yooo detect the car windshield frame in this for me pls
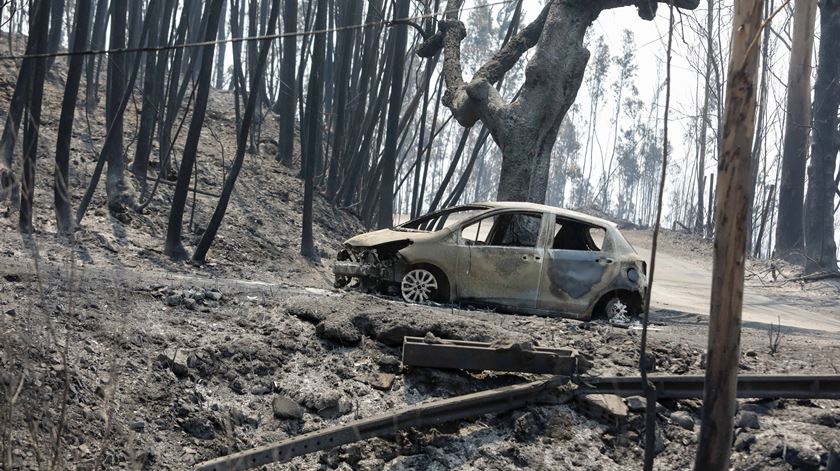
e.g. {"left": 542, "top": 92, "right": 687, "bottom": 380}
{"left": 394, "top": 205, "right": 491, "bottom": 232}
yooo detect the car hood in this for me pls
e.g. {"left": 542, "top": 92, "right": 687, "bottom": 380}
{"left": 344, "top": 228, "right": 444, "bottom": 248}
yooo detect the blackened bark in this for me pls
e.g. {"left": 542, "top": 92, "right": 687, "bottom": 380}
{"left": 804, "top": 0, "right": 840, "bottom": 273}
{"left": 215, "top": 0, "right": 227, "bottom": 89}
{"left": 325, "top": 0, "right": 360, "bottom": 198}
{"left": 85, "top": 0, "right": 108, "bottom": 112}
{"left": 164, "top": 0, "right": 225, "bottom": 260}
{"left": 377, "top": 0, "right": 411, "bottom": 228}
{"left": 19, "top": 0, "right": 51, "bottom": 233}
{"left": 193, "top": 0, "right": 281, "bottom": 263}
{"left": 277, "top": 0, "right": 297, "bottom": 164}
{"left": 46, "top": 0, "right": 65, "bottom": 70}
{"left": 301, "top": 0, "right": 327, "bottom": 257}
{"left": 104, "top": 0, "right": 133, "bottom": 213}
{"left": 0, "top": 0, "right": 51, "bottom": 200}
{"left": 54, "top": 0, "right": 92, "bottom": 234}
{"left": 131, "top": 0, "right": 165, "bottom": 191}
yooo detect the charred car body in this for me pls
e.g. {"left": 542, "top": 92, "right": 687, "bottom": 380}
{"left": 334, "top": 202, "right": 647, "bottom": 321}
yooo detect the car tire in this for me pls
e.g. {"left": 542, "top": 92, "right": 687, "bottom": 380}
{"left": 400, "top": 268, "right": 441, "bottom": 304}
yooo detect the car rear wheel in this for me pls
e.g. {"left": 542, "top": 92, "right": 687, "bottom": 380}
{"left": 401, "top": 268, "right": 439, "bottom": 304}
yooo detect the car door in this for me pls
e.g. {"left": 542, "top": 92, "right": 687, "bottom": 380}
{"left": 455, "top": 211, "right": 548, "bottom": 309}
{"left": 537, "top": 216, "right": 611, "bottom": 317}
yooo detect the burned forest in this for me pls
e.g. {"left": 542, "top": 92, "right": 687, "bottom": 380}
{"left": 1, "top": 0, "right": 840, "bottom": 470}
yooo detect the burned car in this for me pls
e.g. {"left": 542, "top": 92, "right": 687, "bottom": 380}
{"left": 334, "top": 202, "right": 647, "bottom": 321}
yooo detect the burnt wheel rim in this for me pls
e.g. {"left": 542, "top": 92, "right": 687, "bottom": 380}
{"left": 401, "top": 269, "right": 438, "bottom": 304}
{"left": 606, "top": 298, "right": 629, "bottom": 321}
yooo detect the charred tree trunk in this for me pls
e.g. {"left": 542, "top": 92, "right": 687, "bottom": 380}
{"left": 164, "top": 0, "right": 225, "bottom": 260}
{"left": 193, "top": 0, "right": 281, "bottom": 263}
{"left": 54, "top": 0, "right": 92, "bottom": 234}
{"left": 85, "top": 0, "right": 108, "bottom": 113}
{"left": 695, "top": 0, "right": 713, "bottom": 234}
{"left": 804, "top": 0, "right": 840, "bottom": 273}
{"left": 19, "top": 0, "right": 51, "bottom": 233}
{"left": 300, "top": 0, "right": 327, "bottom": 257}
{"left": 104, "top": 0, "right": 133, "bottom": 213}
{"left": 215, "top": 0, "right": 228, "bottom": 89}
{"left": 775, "top": 0, "right": 817, "bottom": 261}
{"left": 0, "top": 0, "right": 51, "bottom": 201}
{"left": 377, "top": 0, "right": 411, "bottom": 228}
{"left": 694, "top": 0, "right": 763, "bottom": 469}
{"left": 277, "top": 0, "right": 297, "bottom": 165}
{"left": 46, "top": 0, "right": 64, "bottom": 70}
{"left": 131, "top": 0, "right": 165, "bottom": 191}
{"left": 325, "top": 0, "right": 361, "bottom": 199}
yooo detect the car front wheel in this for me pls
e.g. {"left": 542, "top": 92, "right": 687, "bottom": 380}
{"left": 400, "top": 268, "right": 439, "bottom": 304}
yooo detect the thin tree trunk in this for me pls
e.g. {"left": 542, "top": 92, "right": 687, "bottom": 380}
{"left": 300, "top": 0, "right": 327, "bottom": 257}
{"left": 104, "top": 0, "right": 133, "bottom": 213}
{"left": 215, "top": 0, "right": 227, "bottom": 89}
{"left": 19, "top": 0, "right": 51, "bottom": 233}
{"left": 277, "top": 0, "right": 297, "bottom": 164}
{"left": 193, "top": 0, "right": 280, "bottom": 262}
{"left": 164, "top": 0, "right": 225, "bottom": 260}
{"left": 753, "top": 184, "right": 775, "bottom": 258}
{"left": 131, "top": 0, "right": 165, "bottom": 191}
{"left": 694, "top": 0, "right": 763, "bottom": 468}
{"left": 54, "top": 0, "right": 91, "bottom": 234}
{"left": 695, "top": 0, "right": 713, "bottom": 234}
{"left": 775, "top": 0, "right": 817, "bottom": 261}
{"left": 85, "top": 0, "right": 108, "bottom": 113}
{"left": 377, "top": 0, "right": 411, "bottom": 229}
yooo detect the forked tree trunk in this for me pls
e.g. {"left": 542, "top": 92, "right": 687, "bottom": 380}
{"left": 54, "top": 0, "right": 92, "bottom": 234}
{"left": 419, "top": 0, "right": 698, "bottom": 204}
{"left": 694, "top": 0, "right": 763, "bottom": 468}
{"left": 193, "top": 0, "right": 281, "bottom": 263}
{"left": 775, "top": 0, "right": 817, "bottom": 261}
{"left": 164, "top": 0, "right": 225, "bottom": 260}
{"left": 804, "top": 0, "right": 840, "bottom": 273}
{"left": 0, "top": 0, "right": 50, "bottom": 201}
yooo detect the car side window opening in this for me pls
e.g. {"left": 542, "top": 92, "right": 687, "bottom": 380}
{"left": 462, "top": 212, "right": 542, "bottom": 248}
{"left": 552, "top": 217, "right": 606, "bottom": 251}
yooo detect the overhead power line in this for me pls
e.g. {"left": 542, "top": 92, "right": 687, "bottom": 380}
{"left": 0, "top": 0, "right": 514, "bottom": 61}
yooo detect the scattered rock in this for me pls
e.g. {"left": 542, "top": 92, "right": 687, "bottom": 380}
{"left": 365, "top": 373, "right": 395, "bottom": 391}
{"left": 130, "top": 421, "right": 146, "bottom": 433}
{"left": 626, "top": 395, "right": 647, "bottom": 412}
{"left": 577, "top": 394, "right": 628, "bottom": 422}
{"left": 736, "top": 411, "right": 760, "bottom": 430}
{"left": 669, "top": 411, "right": 695, "bottom": 431}
{"left": 734, "top": 432, "right": 756, "bottom": 452}
{"left": 165, "top": 295, "right": 181, "bottom": 307}
{"left": 180, "top": 417, "right": 216, "bottom": 440}
{"left": 272, "top": 396, "right": 304, "bottom": 420}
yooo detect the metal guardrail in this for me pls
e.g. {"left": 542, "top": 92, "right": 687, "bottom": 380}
{"left": 195, "top": 376, "right": 565, "bottom": 471}
{"left": 402, "top": 336, "right": 581, "bottom": 375}
{"left": 577, "top": 374, "right": 840, "bottom": 399}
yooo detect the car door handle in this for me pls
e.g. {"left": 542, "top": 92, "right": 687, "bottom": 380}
{"left": 597, "top": 258, "right": 614, "bottom": 265}
{"left": 521, "top": 254, "right": 541, "bottom": 262}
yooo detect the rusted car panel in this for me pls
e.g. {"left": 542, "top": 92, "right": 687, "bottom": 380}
{"left": 334, "top": 202, "right": 647, "bottom": 320}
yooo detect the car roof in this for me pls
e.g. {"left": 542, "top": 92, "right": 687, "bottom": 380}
{"left": 474, "top": 201, "right": 617, "bottom": 229}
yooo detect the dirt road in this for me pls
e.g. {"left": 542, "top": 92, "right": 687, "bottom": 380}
{"left": 624, "top": 230, "right": 840, "bottom": 333}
